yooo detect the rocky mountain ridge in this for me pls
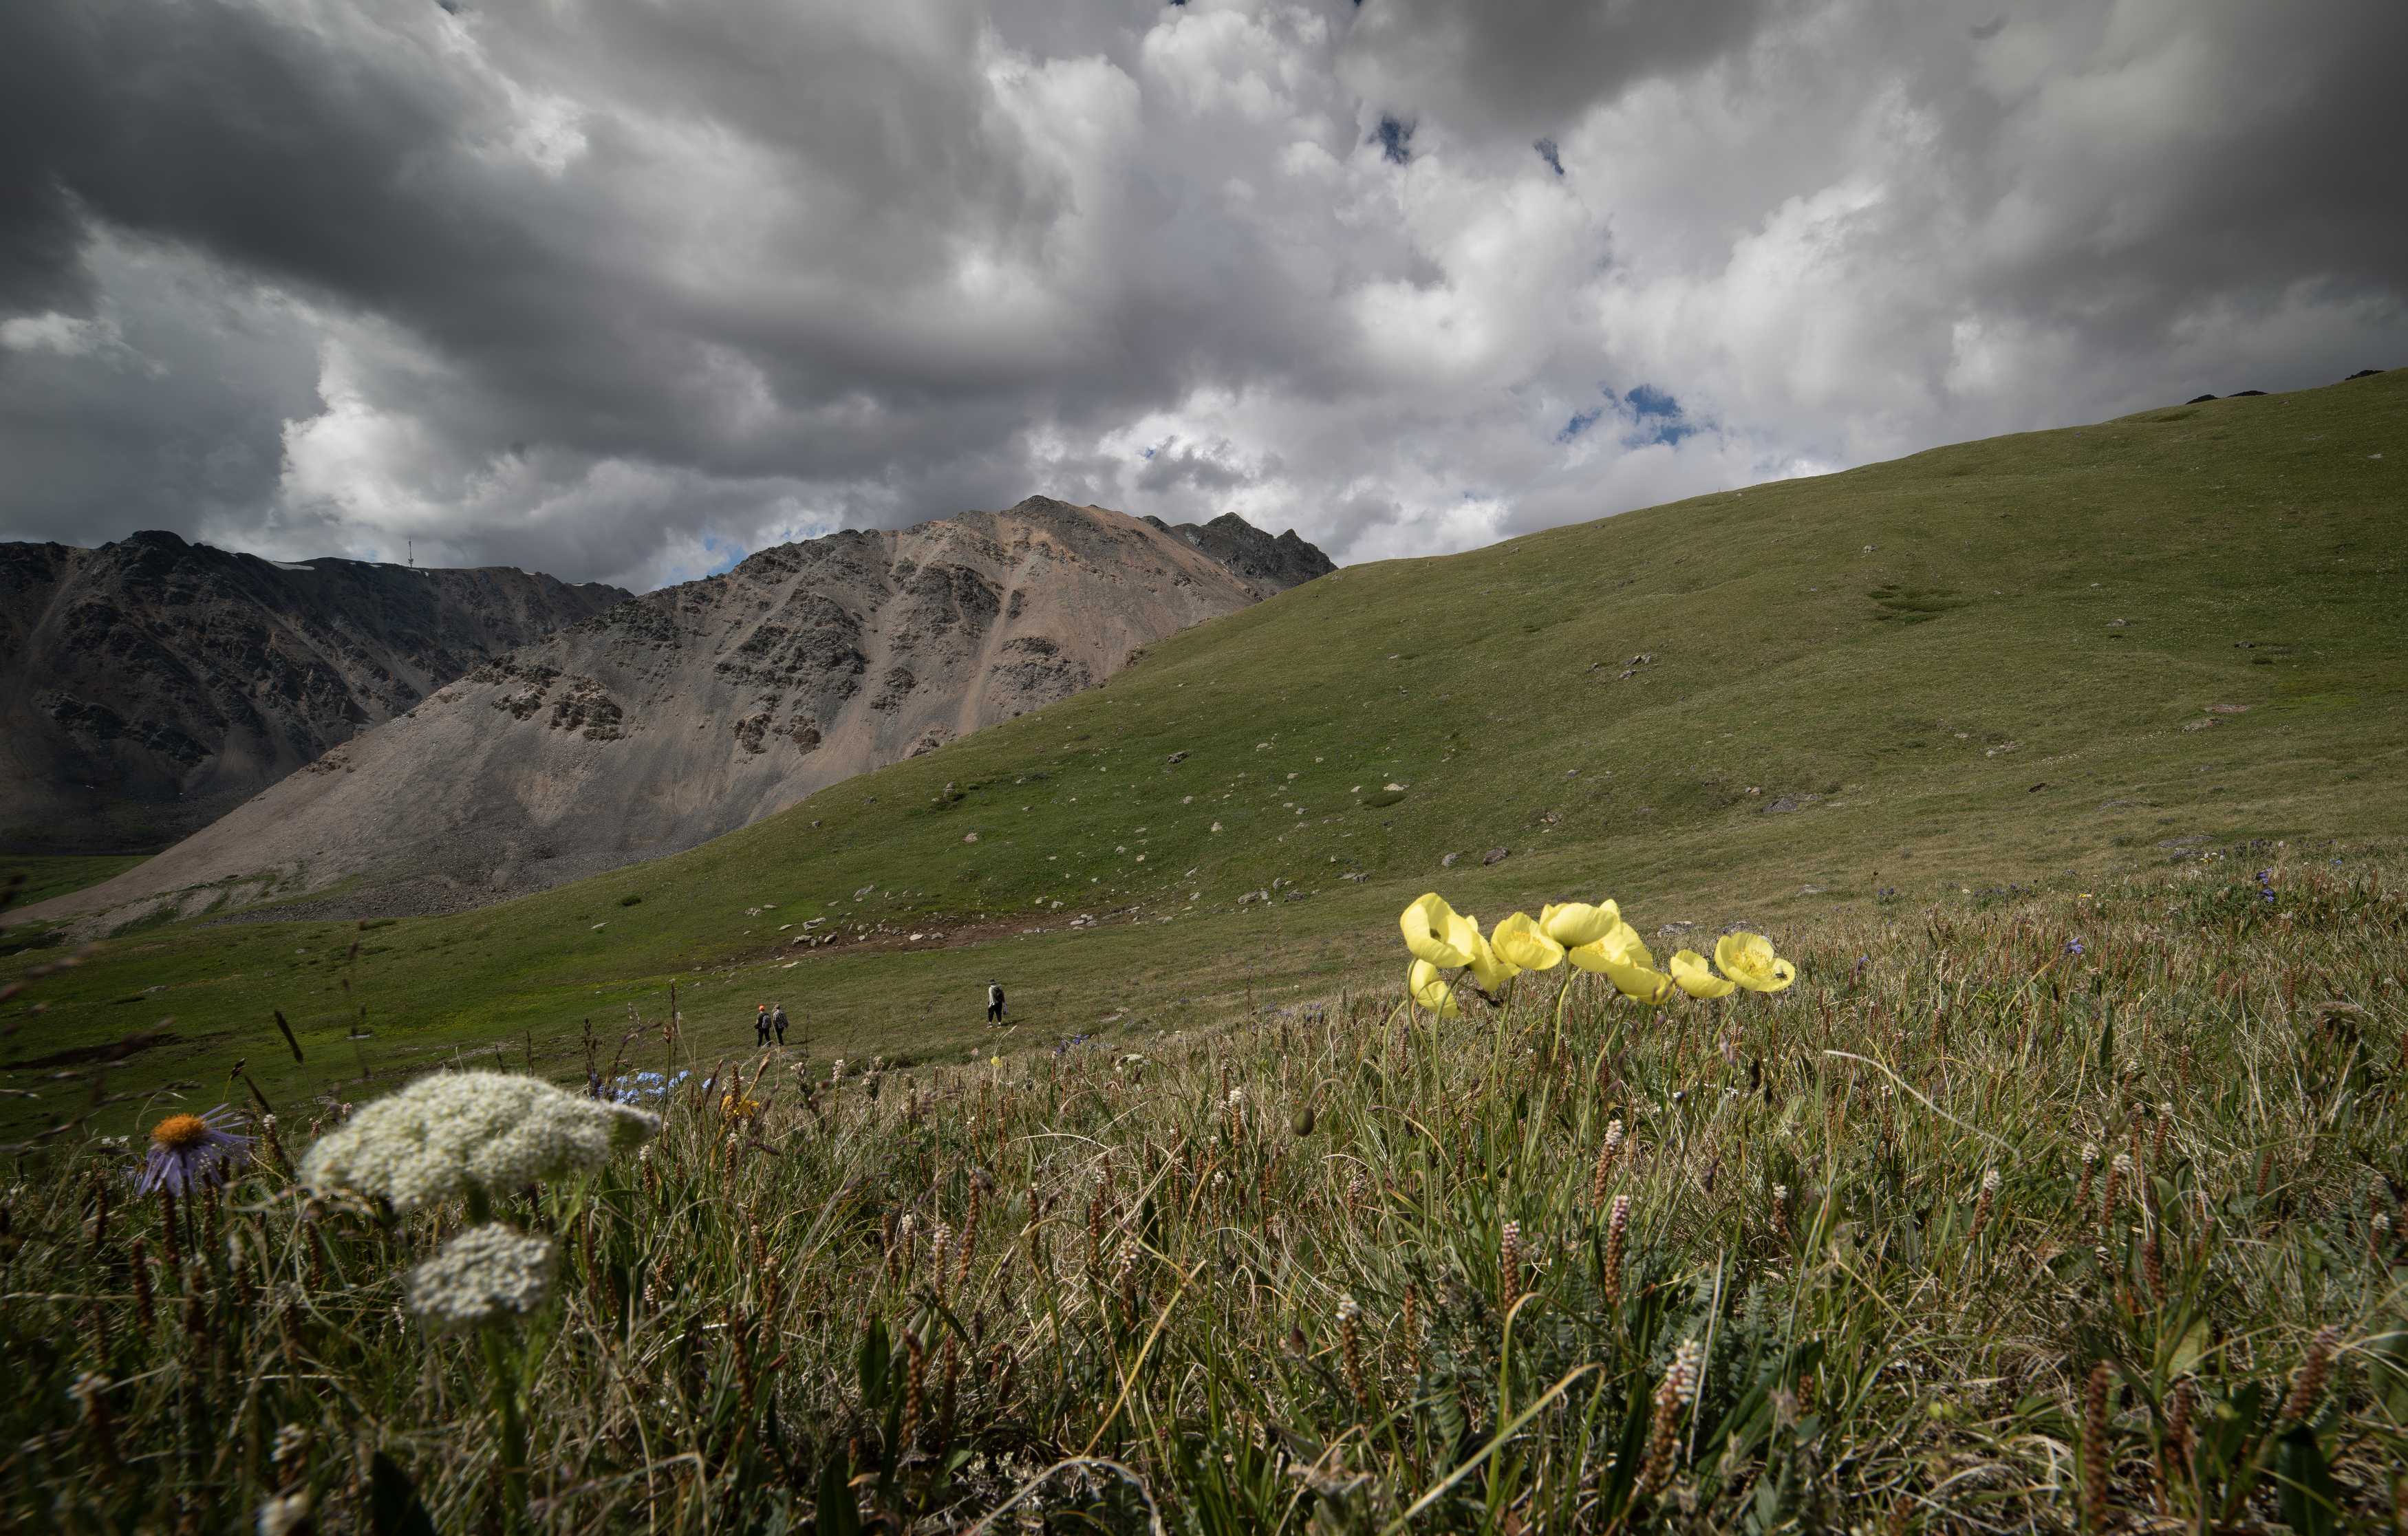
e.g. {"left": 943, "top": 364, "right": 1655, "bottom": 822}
{"left": 18, "top": 497, "right": 1326, "bottom": 927}
{"left": 1142, "top": 512, "right": 1337, "bottom": 594}
{"left": 0, "top": 532, "right": 628, "bottom": 853}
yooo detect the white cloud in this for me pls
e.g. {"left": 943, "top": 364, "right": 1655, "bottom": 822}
{"left": 1, "top": 310, "right": 132, "bottom": 359}
{"left": 1, "top": 0, "right": 2400, "bottom": 587}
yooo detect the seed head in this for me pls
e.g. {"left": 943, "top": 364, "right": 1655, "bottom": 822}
{"left": 2279, "top": 1323, "right": 2343, "bottom": 1422}
{"left": 1670, "top": 1338, "right": 1705, "bottom": 1407}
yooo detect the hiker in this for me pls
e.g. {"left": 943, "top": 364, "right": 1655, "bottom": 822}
{"left": 986, "top": 978, "right": 1006, "bottom": 1024}
{"left": 754, "top": 1004, "right": 771, "bottom": 1047}
{"left": 770, "top": 1002, "right": 789, "bottom": 1045}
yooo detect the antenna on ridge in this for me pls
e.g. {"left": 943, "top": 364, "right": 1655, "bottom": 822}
{"left": 408, "top": 539, "right": 414, "bottom": 568}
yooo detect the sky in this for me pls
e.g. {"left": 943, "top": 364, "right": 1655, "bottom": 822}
{"left": 3, "top": 0, "right": 2401, "bottom": 592}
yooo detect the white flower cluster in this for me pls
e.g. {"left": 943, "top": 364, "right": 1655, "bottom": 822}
{"left": 300, "top": 1071, "right": 658, "bottom": 1209}
{"left": 406, "top": 1222, "right": 558, "bottom": 1331}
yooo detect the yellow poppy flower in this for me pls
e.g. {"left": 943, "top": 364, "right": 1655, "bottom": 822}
{"left": 1540, "top": 901, "right": 1617, "bottom": 948}
{"left": 1462, "top": 924, "right": 1521, "bottom": 991}
{"left": 1669, "top": 950, "right": 1737, "bottom": 999}
{"left": 1401, "top": 893, "right": 1472, "bottom": 968}
{"left": 1490, "top": 911, "right": 1565, "bottom": 971}
{"left": 1407, "top": 958, "right": 1461, "bottom": 1017}
{"left": 1714, "top": 932, "right": 1796, "bottom": 993}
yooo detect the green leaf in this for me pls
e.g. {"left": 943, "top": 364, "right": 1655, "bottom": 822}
{"left": 2368, "top": 1324, "right": 2408, "bottom": 1427}
{"left": 2167, "top": 1314, "right": 2212, "bottom": 1379}
{"left": 2096, "top": 1012, "right": 2115, "bottom": 1074}
{"left": 2274, "top": 1427, "right": 2339, "bottom": 1536}
{"left": 369, "top": 1451, "right": 438, "bottom": 1536}
{"left": 858, "top": 1317, "right": 890, "bottom": 1409}
{"left": 817, "top": 1452, "right": 863, "bottom": 1536}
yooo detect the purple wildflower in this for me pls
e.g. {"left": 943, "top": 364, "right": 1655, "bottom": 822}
{"left": 132, "top": 1105, "right": 252, "bottom": 1196}
{"left": 2065, "top": 938, "right": 2085, "bottom": 956}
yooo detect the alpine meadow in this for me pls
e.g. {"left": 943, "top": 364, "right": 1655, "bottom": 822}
{"left": 6, "top": 372, "right": 2407, "bottom": 1533}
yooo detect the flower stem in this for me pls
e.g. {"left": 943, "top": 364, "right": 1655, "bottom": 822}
{"left": 481, "top": 1327, "right": 530, "bottom": 1533}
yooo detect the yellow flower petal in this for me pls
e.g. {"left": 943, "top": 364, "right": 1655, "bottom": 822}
{"left": 1407, "top": 958, "right": 1461, "bottom": 1017}
{"left": 1670, "top": 949, "right": 1737, "bottom": 999}
{"left": 1597, "top": 955, "right": 1676, "bottom": 1004}
{"left": 1714, "top": 932, "right": 1797, "bottom": 993}
{"left": 1563, "top": 938, "right": 1615, "bottom": 973}
{"left": 1539, "top": 901, "right": 1616, "bottom": 948}
{"left": 1490, "top": 911, "right": 1565, "bottom": 971}
{"left": 1463, "top": 927, "right": 1521, "bottom": 991}
{"left": 1603, "top": 922, "right": 1655, "bottom": 968}
{"left": 1400, "top": 893, "right": 1472, "bottom": 968}
{"left": 1444, "top": 910, "right": 1486, "bottom": 962}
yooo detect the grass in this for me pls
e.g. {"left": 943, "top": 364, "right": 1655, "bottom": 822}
{"left": 6, "top": 850, "right": 2405, "bottom": 1531}
{"left": 0, "top": 856, "right": 155, "bottom": 913}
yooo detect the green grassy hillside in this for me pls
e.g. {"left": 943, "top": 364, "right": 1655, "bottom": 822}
{"left": 0, "top": 854, "right": 155, "bottom": 911}
{"left": 5, "top": 371, "right": 2403, "bottom": 1142}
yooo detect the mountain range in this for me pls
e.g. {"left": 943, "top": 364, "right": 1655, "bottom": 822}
{"left": 12, "top": 498, "right": 1331, "bottom": 924}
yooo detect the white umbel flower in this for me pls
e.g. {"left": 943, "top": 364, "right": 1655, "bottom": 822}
{"left": 300, "top": 1071, "right": 658, "bottom": 1209}
{"left": 407, "top": 1223, "right": 557, "bottom": 1330}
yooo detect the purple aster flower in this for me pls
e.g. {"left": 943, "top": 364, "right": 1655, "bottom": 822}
{"left": 2065, "top": 938, "right": 2085, "bottom": 956}
{"left": 132, "top": 1105, "right": 252, "bottom": 1196}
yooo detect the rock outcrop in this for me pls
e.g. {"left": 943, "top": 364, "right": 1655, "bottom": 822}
{"left": 1143, "top": 512, "right": 1337, "bottom": 594}
{"left": 0, "top": 532, "right": 628, "bottom": 852}
{"left": 19, "top": 499, "right": 1322, "bottom": 927}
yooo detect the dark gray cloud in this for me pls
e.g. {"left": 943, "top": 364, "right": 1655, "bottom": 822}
{"left": 1338, "top": 0, "right": 1771, "bottom": 140}
{"left": 1, "top": 0, "right": 2401, "bottom": 589}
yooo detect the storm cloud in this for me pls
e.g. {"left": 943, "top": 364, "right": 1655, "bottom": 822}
{"left": 3, "top": 0, "right": 2400, "bottom": 589}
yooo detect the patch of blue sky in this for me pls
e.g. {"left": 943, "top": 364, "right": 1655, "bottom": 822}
{"left": 1626, "top": 384, "right": 1679, "bottom": 418}
{"left": 1557, "top": 404, "right": 1604, "bottom": 443}
{"left": 698, "top": 533, "right": 745, "bottom": 576}
{"left": 1374, "top": 116, "right": 1413, "bottom": 165}
{"left": 1622, "top": 384, "right": 1699, "bottom": 447}
{"left": 654, "top": 532, "right": 752, "bottom": 587}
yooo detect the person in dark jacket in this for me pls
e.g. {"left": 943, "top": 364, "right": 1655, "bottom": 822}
{"left": 986, "top": 980, "right": 1005, "bottom": 1024}
{"left": 754, "top": 1004, "right": 771, "bottom": 1047}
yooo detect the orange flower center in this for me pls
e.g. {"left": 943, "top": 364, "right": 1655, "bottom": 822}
{"left": 151, "top": 1113, "right": 211, "bottom": 1149}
